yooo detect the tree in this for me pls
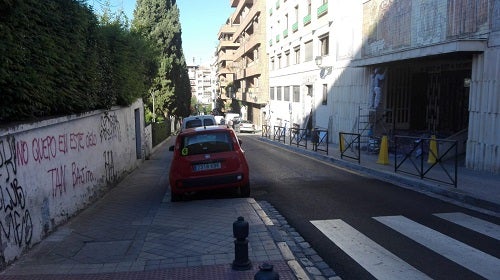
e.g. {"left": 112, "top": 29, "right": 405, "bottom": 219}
{"left": 132, "top": 0, "right": 191, "bottom": 120}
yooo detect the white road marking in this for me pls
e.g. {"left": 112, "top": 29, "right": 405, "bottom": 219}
{"left": 434, "top": 212, "right": 500, "bottom": 241}
{"left": 311, "top": 219, "right": 431, "bottom": 280}
{"left": 374, "top": 215, "right": 500, "bottom": 280}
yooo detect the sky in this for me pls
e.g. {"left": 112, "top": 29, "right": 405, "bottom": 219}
{"left": 89, "top": 0, "right": 234, "bottom": 66}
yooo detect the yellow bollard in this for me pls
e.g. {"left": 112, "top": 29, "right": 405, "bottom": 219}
{"left": 377, "top": 135, "right": 389, "bottom": 165}
{"left": 428, "top": 135, "right": 438, "bottom": 164}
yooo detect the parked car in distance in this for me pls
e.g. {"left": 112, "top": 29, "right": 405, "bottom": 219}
{"left": 181, "top": 115, "right": 216, "bottom": 131}
{"left": 168, "top": 126, "right": 250, "bottom": 201}
{"left": 235, "top": 120, "right": 256, "bottom": 133}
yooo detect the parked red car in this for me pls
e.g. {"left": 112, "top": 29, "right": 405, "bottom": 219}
{"left": 168, "top": 126, "right": 250, "bottom": 201}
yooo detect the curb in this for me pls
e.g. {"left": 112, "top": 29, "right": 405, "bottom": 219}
{"left": 253, "top": 200, "right": 342, "bottom": 280}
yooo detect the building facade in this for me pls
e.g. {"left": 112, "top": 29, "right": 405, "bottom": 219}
{"left": 216, "top": 0, "right": 269, "bottom": 126}
{"left": 266, "top": 0, "right": 500, "bottom": 174}
{"left": 187, "top": 64, "right": 217, "bottom": 114}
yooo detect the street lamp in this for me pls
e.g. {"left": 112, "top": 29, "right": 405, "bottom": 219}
{"left": 315, "top": 56, "right": 332, "bottom": 76}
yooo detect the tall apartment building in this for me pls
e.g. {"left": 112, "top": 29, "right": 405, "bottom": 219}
{"left": 187, "top": 64, "right": 216, "bottom": 114}
{"left": 267, "top": 0, "right": 500, "bottom": 174}
{"left": 267, "top": 0, "right": 337, "bottom": 132}
{"left": 216, "top": 0, "right": 268, "bottom": 126}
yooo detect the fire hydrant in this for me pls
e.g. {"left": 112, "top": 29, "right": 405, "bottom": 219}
{"left": 232, "top": 216, "right": 252, "bottom": 270}
{"left": 254, "top": 262, "right": 279, "bottom": 280}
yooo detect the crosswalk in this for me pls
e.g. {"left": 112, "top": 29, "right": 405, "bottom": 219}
{"left": 311, "top": 212, "right": 500, "bottom": 280}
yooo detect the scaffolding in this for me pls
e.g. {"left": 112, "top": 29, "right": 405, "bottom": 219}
{"left": 357, "top": 107, "right": 393, "bottom": 153}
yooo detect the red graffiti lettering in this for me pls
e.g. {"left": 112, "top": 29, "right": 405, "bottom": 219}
{"left": 47, "top": 165, "right": 66, "bottom": 197}
{"left": 15, "top": 140, "right": 29, "bottom": 166}
{"left": 70, "top": 133, "right": 85, "bottom": 152}
{"left": 71, "top": 162, "right": 94, "bottom": 187}
{"left": 58, "top": 134, "right": 68, "bottom": 155}
{"left": 31, "top": 136, "right": 57, "bottom": 163}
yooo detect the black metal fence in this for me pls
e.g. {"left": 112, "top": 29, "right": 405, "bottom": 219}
{"left": 339, "top": 132, "right": 360, "bottom": 163}
{"left": 290, "top": 127, "right": 308, "bottom": 148}
{"left": 394, "top": 135, "right": 458, "bottom": 187}
{"left": 261, "top": 125, "right": 460, "bottom": 187}
{"left": 262, "top": 124, "right": 272, "bottom": 139}
{"left": 261, "top": 125, "right": 329, "bottom": 155}
{"left": 273, "top": 126, "right": 287, "bottom": 144}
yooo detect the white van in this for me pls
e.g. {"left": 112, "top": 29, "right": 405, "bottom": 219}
{"left": 181, "top": 115, "right": 217, "bottom": 130}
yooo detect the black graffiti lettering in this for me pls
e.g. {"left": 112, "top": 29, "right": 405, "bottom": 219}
{"left": 0, "top": 209, "right": 33, "bottom": 247}
{"left": 103, "top": 151, "right": 116, "bottom": 183}
{"left": 3, "top": 179, "right": 25, "bottom": 212}
{"left": 0, "top": 136, "right": 17, "bottom": 182}
{"left": 99, "top": 112, "right": 121, "bottom": 142}
{"left": 0, "top": 179, "right": 33, "bottom": 248}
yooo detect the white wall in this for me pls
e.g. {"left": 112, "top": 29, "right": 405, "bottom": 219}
{"left": 0, "top": 99, "right": 145, "bottom": 265}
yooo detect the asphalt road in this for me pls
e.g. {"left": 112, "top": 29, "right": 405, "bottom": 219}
{"left": 240, "top": 134, "right": 500, "bottom": 280}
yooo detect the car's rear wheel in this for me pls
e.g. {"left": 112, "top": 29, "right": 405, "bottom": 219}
{"left": 239, "top": 184, "right": 250, "bottom": 197}
{"left": 171, "top": 190, "right": 182, "bottom": 202}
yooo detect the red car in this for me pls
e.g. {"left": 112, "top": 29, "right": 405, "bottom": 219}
{"left": 168, "top": 126, "right": 250, "bottom": 201}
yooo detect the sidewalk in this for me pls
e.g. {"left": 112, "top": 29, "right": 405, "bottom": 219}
{"left": 0, "top": 138, "right": 334, "bottom": 280}
{"left": 259, "top": 136, "right": 500, "bottom": 216}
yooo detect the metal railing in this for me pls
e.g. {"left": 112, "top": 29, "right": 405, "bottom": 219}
{"left": 311, "top": 129, "right": 329, "bottom": 155}
{"left": 289, "top": 127, "right": 308, "bottom": 148}
{"left": 339, "top": 132, "right": 360, "bottom": 164}
{"left": 394, "top": 135, "right": 458, "bottom": 187}
{"left": 273, "top": 126, "right": 287, "bottom": 144}
{"left": 261, "top": 125, "right": 271, "bottom": 139}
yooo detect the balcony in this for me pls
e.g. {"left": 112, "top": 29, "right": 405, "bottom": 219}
{"left": 276, "top": 0, "right": 280, "bottom": 9}
{"left": 269, "top": 39, "right": 273, "bottom": 46}
{"left": 276, "top": 34, "right": 280, "bottom": 43}
{"left": 245, "top": 62, "right": 261, "bottom": 77}
{"left": 317, "top": 3, "right": 328, "bottom": 17}
{"left": 303, "top": 14, "right": 311, "bottom": 26}
{"left": 283, "top": 29, "right": 288, "bottom": 38}
{"left": 292, "top": 22, "right": 298, "bottom": 32}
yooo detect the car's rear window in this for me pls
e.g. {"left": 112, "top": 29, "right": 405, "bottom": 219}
{"left": 185, "top": 119, "right": 202, "bottom": 128}
{"left": 203, "top": 119, "right": 215, "bottom": 126}
{"left": 181, "top": 132, "right": 233, "bottom": 155}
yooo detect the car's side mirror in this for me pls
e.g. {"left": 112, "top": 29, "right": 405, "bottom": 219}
{"left": 169, "top": 145, "right": 175, "bottom": 151}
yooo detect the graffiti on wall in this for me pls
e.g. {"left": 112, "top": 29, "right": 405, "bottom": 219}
{"left": 100, "top": 112, "right": 121, "bottom": 142}
{"left": 0, "top": 136, "right": 33, "bottom": 249}
{"left": 362, "top": 0, "right": 492, "bottom": 56}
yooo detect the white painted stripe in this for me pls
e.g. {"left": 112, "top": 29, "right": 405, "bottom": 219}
{"left": 311, "top": 219, "right": 431, "bottom": 280}
{"left": 374, "top": 215, "right": 500, "bottom": 280}
{"left": 434, "top": 212, "right": 500, "bottom": 241}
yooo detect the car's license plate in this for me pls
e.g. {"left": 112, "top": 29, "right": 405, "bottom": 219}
{"left": 193, "top": 162, "right": 221, "bottom": 171}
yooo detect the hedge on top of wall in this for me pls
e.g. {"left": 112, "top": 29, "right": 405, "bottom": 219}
{"left": 0, "top": 0, "right": 157, "bottom": 123}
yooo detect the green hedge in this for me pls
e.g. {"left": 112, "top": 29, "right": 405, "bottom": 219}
{"left": 0, "top": 0, "right": 156, "bottom": 122}
{"left": 151, "top": 121, "right": 171, "bottom": 147}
